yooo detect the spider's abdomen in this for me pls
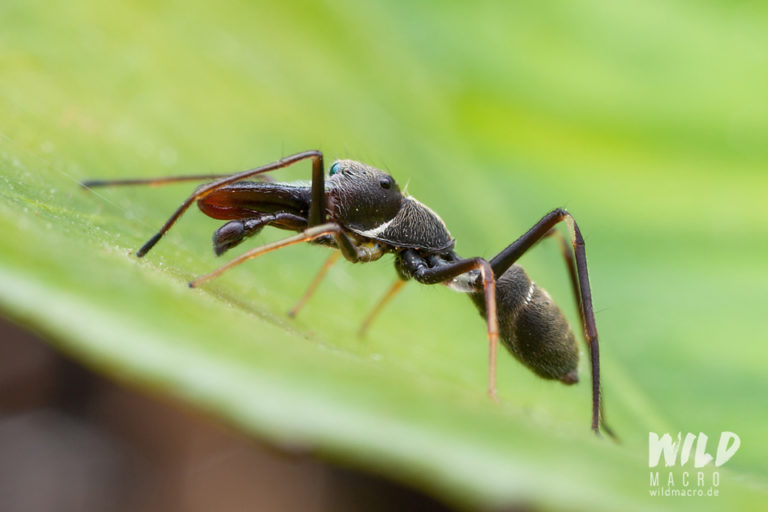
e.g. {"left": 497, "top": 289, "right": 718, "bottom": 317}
{"left": 471, "top": 265, "right": 579, "bottom": 383}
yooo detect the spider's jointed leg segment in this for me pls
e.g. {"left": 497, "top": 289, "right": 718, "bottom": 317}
{"left": 489, "top": 208, "right": 608, "bottom": 436}
{"left": 134, "top": 151, "right": 326, "bottom": 257}
{"left": 358, "top": 279, "right": 407, "bottom": 338}
{"left": 288, "top": 251, "right": 341, "bottom": 318}
{"left": 189, "top": 223, "right": 368, "bottom": 289}
{"left": 398, "top": 250, "right": 499, "bottom": 400}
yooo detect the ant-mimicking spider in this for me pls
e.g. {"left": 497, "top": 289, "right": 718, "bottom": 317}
{"left": 83, "top": 150, "right": 614, "bottom": 437}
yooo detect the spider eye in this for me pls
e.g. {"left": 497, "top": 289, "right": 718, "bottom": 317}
{"left": 379, "top": 176, "right": 393, "bottom": 189}
{"left": 330, "top": 163, "right": 341, "bottom": 176}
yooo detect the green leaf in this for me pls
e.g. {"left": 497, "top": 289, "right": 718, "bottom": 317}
{"left": 2, "top": 0, "right": 767, "bottom": 510}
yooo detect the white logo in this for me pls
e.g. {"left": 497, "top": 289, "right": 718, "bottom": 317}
{"left": 648, "top": 431, "right": 740, "bottom": 497}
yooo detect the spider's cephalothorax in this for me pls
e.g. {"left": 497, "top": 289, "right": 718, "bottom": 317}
{"left": 82, "top": 150, "right": 613, "bottom": 438}
{"left": 327, "top": 160, "right": 454, "bottom": 252}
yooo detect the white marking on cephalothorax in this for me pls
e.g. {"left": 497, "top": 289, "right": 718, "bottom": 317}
{"left": 523, "top": 281, "right": 535, "bottom": 306}
{"left": 285, "top": 179, "right": 312, "bottom": 187}
{"left": 358, "top": 218, "right": 394, "bottom": 238}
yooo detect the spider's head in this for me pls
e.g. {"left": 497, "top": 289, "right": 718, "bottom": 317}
{"left": 327, "top": 160, "right": 403, "bottom": 231}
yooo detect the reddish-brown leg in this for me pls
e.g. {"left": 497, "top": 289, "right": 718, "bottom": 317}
{"left": 189, "top": 223, "right": 363, "bottom": 289}
{"left": 288, "top": 251, "right": 341, "bottom": 318}
{"left": 398, "top": 250, "right": 499, "bottom": 401}
{"left": 357, "top": 279, "right": 407, "bottom": 338}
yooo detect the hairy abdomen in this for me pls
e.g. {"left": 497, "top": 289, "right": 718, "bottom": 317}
{"left": 471, "top": 264, "right": 579, "bottom": 384}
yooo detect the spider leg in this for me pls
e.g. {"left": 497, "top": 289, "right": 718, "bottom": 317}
{"left": 189, "top": 223, "right": 362, "bottom": 289}
{"left": 542, "top": 228, "right": 585, "bottom": 337}
{"left": 80, "top": 173, "right": 275, "bottom": 188}
{"left": 357, "top": 279, "right": 407, "bottom": 338}
{"left": 288, "top": 251, "right": 341, "bottom": 318}
{"left": 490, "top": 208, "right": 610, "bottom": 437}
{"left": 398, "top": 250, "right": 499, "bottom": 400}
{"left": 542, "top": 227, "right": 617, "bottom": 439}
{"left": 119, "top": 150, "right": 326, "bottom": 257}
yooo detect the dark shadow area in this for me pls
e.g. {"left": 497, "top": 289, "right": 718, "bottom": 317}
{"left": 0, "top": 316, "right": 458, "bottom": 512}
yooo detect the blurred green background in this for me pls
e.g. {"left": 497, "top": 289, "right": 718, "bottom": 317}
{"left": 1, "top": 0, "right": 767, "bottom": 510}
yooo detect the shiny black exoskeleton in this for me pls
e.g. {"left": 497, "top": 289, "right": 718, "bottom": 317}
{"left": 82, "top": 150, "right": 612, "bottom": 437}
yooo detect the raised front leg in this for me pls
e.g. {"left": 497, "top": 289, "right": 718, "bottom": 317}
{"left": 88, "top": 151, "right": 327, "bottom": 257}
